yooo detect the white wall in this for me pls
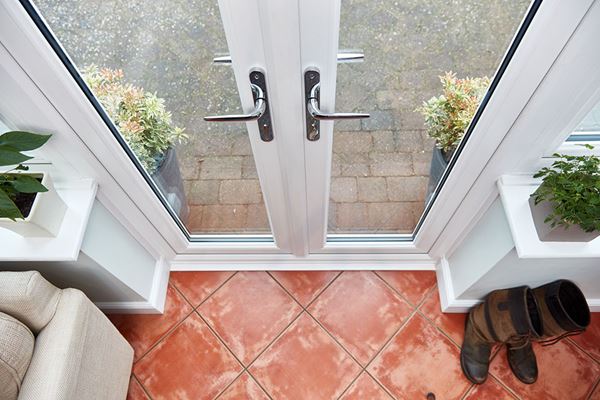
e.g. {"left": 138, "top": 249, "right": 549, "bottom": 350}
{"left": 0, "top": 200, "right": 158, "bottom": 305}
{"left": 447, "top": 197, "right": 600, "bottom": 303}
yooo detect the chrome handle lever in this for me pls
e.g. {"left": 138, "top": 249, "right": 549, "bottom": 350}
{"left": 203, "top": 71, "right": 273, "bottom": 141}
{"left": 304, "top": 70, "right": 369, "bottom": 141}
{"left": 204, "top": 84, "right": 266, "bottom": 122}
{"left": 307, "top": 83, "right": 370, "bottom": 121}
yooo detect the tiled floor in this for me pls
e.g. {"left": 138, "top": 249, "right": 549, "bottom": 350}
{"left": 109, "top": 271, "right": 600, "bottom": 400}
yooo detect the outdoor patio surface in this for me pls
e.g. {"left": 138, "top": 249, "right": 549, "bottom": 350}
{"left": 36, "top": 0, "right": 532, "bottom": 235}
{"left": 109, "top": 270, "right": 600, "bottom": 400}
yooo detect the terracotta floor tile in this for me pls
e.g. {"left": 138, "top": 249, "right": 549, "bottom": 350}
{"left": 419, "top": 289, "right": 467, "bottom": 346}
{"left": 590, "top": 381, "right": 600, "bottom": 400}
{"left": 218, "top": 373, "right": 269, "bottom": 400}
{"left": 376, "top": 270, "right": 437, "bottom": 306}
{"left": 339, "top": 372, "right": 393, "bottom": 400}
{"left": 250, "top": 313, "right": 361, "bottom": 400}
{"left": 270, "top": 271, "right": 339, "bottom": 305}
{"left": 198, "top": 271, "right": 302, "bottom": 364}
{"left": 570, "top": 313, "right": 600, "bottom": 362}
{"left": 490, "top": 341, "right": 600, "bottom": 400}
{"left": 368, "top": 313, "right": 471, "bottom": 400}
{"left": 170, "top": 271, "right": 234, "bottom": 306}
{"left": 463, "top": 376, "right": 517, "bottom": 400}
{"left": 127, "top": 376, "right": 149, "bottom": 400}
{"left": 134, "top": 313, "right": 242, "bottom": 400}
{"left": 109, "top": 285, "right": 192, "bottom": 361}
{"left": 309, "top": 271, "right": 413, "bottom": 364}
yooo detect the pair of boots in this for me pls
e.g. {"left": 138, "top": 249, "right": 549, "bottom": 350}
{"left": 461, "top": 279, "right": 590, "bottom": 385}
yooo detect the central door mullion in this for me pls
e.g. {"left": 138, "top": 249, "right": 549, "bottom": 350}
{"left": 299, "top": 0, "right": 342, "bottom": 251}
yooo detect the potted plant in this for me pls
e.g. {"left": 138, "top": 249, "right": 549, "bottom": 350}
{"left": 529, "top": 145, "right": 600, "bottom": 242}
{"left": 417, "top": 72, "right": 490, "bottom": 202}
{"left": 82, "top": 66, "right": 189, "bottom": 219}
{"left": 0, "top": 130, "right": 66, "bottom": 237}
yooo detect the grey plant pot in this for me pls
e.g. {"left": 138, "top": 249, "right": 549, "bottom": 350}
{"left": 528, "top": 196, "right": 600, "bottom": 242}
{"left": 152, "top": 147, "right": 189, "bottom": 222}
{"left": 425, "top": 146, "right": 453, "bottom": 205}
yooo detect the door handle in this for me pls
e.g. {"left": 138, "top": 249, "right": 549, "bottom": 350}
{"left": 204, "top": 70, "right": 273, "bottom": 142}
{"left": 304, "top": 69, "right": 370, "bottom": 141}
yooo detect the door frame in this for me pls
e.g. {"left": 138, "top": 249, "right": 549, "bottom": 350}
{"left": 0, "top": 0, "right": 596, "bottom": 265}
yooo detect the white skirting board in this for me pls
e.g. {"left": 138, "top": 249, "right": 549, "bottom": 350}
{"left": 436, "top": 257, "right": 600, "bottom": 313}
{"left": 170, "top": 253, "right": 437, "bottom": 271}
{"left": 95, "top": 257, "right": 170, "bottom": 314}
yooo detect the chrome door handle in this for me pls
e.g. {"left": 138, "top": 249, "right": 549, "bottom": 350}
{"left": 304, "top": 69, "right": 369, "bottom": 141}
{"left": 204, "top": 71, "right": 273, "bottom": 142}
{"left": 307, "top": 83, "right": 370, "bottom": 121}
{"left": 204, "top": 84, "right": 265, "bottom": 122}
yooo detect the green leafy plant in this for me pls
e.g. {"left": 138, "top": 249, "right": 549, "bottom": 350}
{"left": 417, "top": 72, "right": 490, "bottom": 154}
{"left": 532, "top": 144, "right": 600, "bottom": 232}
{"left": 82, "top": 66, "right": 187, "bottom": 174}
{"left": 0, "top": 131, "right": 51, "bottom": 220}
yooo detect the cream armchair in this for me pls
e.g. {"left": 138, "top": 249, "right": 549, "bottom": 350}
{"left": 0, "top": 271, "right": 133, "bottom": 400}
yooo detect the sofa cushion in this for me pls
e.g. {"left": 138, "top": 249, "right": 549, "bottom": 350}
{"left": 0, "top": 312, "right": 35, "bottom": 400}
{"left": 0, "top": 271, "right": 61, "bottom": 334}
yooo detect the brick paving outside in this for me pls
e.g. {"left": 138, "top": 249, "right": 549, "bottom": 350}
{"left": 36, "top": 0, "right": 531, "bottom": 234}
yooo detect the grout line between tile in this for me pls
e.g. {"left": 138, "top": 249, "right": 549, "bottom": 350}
{"left": 363, "top": 370, "right": 397, "bottom": 400}
{"left": 212, "top": 369, "right": 246, "bottom": 400}
{"left": 566, "top": 336, "right": 600, "bottom": 366}
{"left": 132, "top": 373, "right": 154, "bottom": 400}
{"left": 246, "top": 368, "right": 275, "bottom": 400}
{"left": 335, "top": 370, "right": 365, "bottom": 400}
{"left": 134, "top": 307, "right": 196, "bottom": 364}
{"left": 586, "top": 376, "right": 600, "bottom": 400}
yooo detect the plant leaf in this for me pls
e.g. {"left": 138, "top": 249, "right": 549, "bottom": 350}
{"left": 9, "top": 175, "right": 47, "bottom": 193}
{"left": 0, "top": 146, "right": 33, "bottom": 166}
{"left": 0, "top": 131, "right": 51, "bottom": 151}
{"left": 0, "top": 188, "right": 23, "bottom": 220}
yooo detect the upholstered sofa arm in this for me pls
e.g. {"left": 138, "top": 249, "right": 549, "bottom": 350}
{"left": 0, "top": 271, "right": 61, "bottom": 334}
{"left": 18, "top": 288, "right": 133, "bottom": 400}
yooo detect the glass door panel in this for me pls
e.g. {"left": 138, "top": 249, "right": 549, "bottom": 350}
{"left": 328, "top": 0, "right": 533, "bottom": 235}
{"left": 31, "top": 0, "right": 270, "bottom": 235}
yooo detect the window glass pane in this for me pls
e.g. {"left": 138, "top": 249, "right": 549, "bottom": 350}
{"left": 328, "top": 0, "right": 533, "bottom": 234}
{"left": 32, "top": 0, "right": 270, "bottom": 235}
{"left": 567, "top": 100, "right": 600, "bottom": 143}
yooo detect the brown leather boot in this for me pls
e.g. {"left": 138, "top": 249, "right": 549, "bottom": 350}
{"left": 533, "top": 279, "right": 590, "bottom": 340}
{"left": 461, "top": 286, "right": 542, "bottom": 384}
{"left": 506, "top": 280, "right": 590, "bottom": 384}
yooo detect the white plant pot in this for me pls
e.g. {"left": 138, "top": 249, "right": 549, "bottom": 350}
{"left": 528, "top": 196, "right": 600, "bottom": 242}
{"left": 0, "top": 173, "right": 67, "bottom": 237}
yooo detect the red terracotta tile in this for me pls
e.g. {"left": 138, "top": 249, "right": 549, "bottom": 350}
{"left": 463, "top": 376, "right": 517, "bottom": 400}
{"left": 270, "top": 271, "right": 339, "bottom": 305}
{"left": 134, "top": 313, "right": 242, "bottom": 400}
{"left": 490, "top": 341, "right": 600, "bottom": 400}
{"left": 376, "top": 270, "right": 437, "bottom": 305}
{"left": 419, "top": 289, "right": 467, "bottom": 346}
{"left": 170, "top": 271, "right": 234, "bottom": 306}
{"left": 198, "top": 271, "right": 302, "bottom": 364}
{"left": 339, "top": 372, "right": 392, "bottom": 400}
{"left": 309, "top": 271, "right": 413, "bottom": 364}
{"left": 590, "top": 381, "right": 600, "bottom": 400}
{"left": 127, "top": 376, "right": 149, "bottom": 400}
{"left": 570, "top": 312, "right": 600, "bottom": 362}
{"left": 250, "top": 313, "right": 361, "bottom": 400}
{"left": 109, "top": 285, "right": 192, "bottom": 361}
{"left": 368, "top": 314, "right": 471, "bottom": 400}
{"left": 219, "top": 373, "right": 269, "bottom": 400}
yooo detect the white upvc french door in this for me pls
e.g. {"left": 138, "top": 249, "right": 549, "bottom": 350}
{"left": 3, "top": 0, "right": 591, "bottom": 264}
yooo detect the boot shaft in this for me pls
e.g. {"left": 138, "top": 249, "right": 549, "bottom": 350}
{"left": 471, "top": 286, "right": 542, "bottom": 344}
{"left": 533, "top": 280, "right": 590, "bottom": 339}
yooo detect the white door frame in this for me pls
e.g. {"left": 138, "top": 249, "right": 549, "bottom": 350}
{"left": 0, "top": 0, "right": 597, "bottom": 267}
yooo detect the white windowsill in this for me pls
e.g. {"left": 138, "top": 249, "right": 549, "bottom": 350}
{"left": 0, "top": 174, "right": 97, "bottom": 262}
{"left": 497, "top": 174, "right": 600, "bottom": 258}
